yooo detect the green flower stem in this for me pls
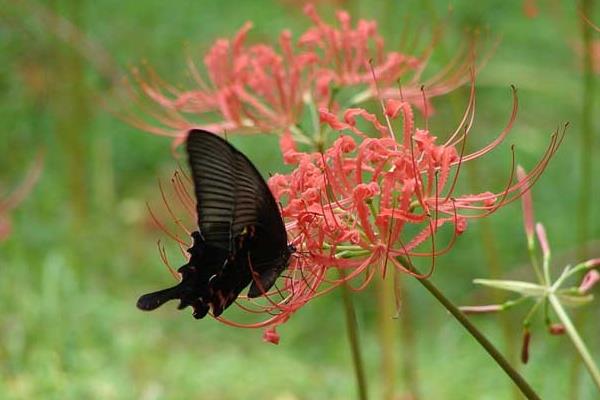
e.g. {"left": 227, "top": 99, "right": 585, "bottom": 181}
{"left": 375, "top": 275, "right": 399, "bottom": 400}
{"left": 577, "top": 0, "right": 596, "bottom": 261}
{"left": 395, "top": 274, "right": 422, "bottom": 400}
{"left": 542, "top": 248, "right": 552, "bottom": 288}
{"left": 340, "top": 270, "right": 369, "bottom": 400}
{"left": 548, "top": 293, "right": 600, "bottom": 391}
{"left": 527, "top": 242, "right": 545, "bottom": 285}
{"left": 500, "top": 297, "right": 530, "bottom": 311}
{"left": 572, "top": 9, "right": 597, "bottom": 392}
{"left": 523, "top": 299, "right": 544, "bottom": 328}
{"left": 401, "top": 259, "right": 541, "bottom": 400}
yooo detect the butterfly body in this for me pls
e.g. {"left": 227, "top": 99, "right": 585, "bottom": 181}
{"left": 137, "top": 130, "right": 292, "bottom": 319}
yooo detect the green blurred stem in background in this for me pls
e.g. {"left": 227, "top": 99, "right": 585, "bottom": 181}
{"left": 573, "top": 0, "right": 597, "bottom": 397}
{"left": 375, "top": 275, "right": 398, "bottom": 400}
{"left": 53, "top": 0, "right": 90, "bottom": 229}
{"left": 577, "top": 0, "right": 596, "bottom": 260}
{"left": 394, "top": 273, "right": 422, "bottom": 400}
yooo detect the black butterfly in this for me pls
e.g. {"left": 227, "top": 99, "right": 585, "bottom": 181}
{"left": 137, "top": 129, "right": 293, "bottom": 319}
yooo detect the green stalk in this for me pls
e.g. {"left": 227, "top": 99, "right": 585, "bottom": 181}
{"left": 549, "top": 293, "right": 600, "bottom": 391}
{"left": 572, "top": 0, "right": 596, "bottom": 395}
{"left": 375, "top": 275, "right": 397, "bottom": 400}
{"left": 400, "top": 258, "right": 541, "bottom": 400}
{"left": 395, "top": 274, "right": 421, "bottom": 400}
{"left": 53, "top": 0, "right": 90, "bottom": 230}
{"left": 340, "top": 273, "right": 369, "bottom": 400}
{"left": 577, "top": 0, "right": 596, "bottom": 260}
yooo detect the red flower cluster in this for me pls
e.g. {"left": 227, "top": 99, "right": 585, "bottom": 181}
{"left": 269, "top": 83, "right": 560, "bottom": 299}
{"left": 128, "top": 5, "right": 470, "bottom": 143}
{"left": 150, "top": 80, "right": 563, "bottom": 342}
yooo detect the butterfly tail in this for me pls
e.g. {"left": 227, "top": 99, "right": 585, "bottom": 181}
{"left": 137, "top": 284, "right": 182, "bottom": 311}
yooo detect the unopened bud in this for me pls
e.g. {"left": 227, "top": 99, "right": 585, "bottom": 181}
{"left": 262, "top": 327, "right": 280, "bottom": 345}
{"left": 548, "top": 324, "right": 565, "bottom": 335}
{"left": 579, "top": 270, "right": 600, "bottom": 294}
{"left": 521, "top": 329, "right": 531, "bottom": 364}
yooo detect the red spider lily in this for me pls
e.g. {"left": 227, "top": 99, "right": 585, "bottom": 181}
{"left": 270, "top": 82, "right": 562, "bottom": 299}
{"left": 0, "top": 155, "right": 43, "bottom": 241}
{"left": 148, "top": 80, "right": 563, "bottom": 341}
{"left": 127, "top": 5, "right": 473, "bottom": 145}
{"left": 129, "top": 22, "right": 318, "bottom": 141}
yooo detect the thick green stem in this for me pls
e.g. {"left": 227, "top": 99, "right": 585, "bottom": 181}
{"left": 401, "top": 259, "right": 541, "bottom": 399}
{"left": 548, "top": 294, "right": 600, "bottom": 391}
{"left": 340, "top": 278, "right": 369, "bottom": 400}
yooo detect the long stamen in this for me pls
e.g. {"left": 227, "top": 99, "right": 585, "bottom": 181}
{"left": 157, "top": 240, "right": 180, "bottom": 280}
{"left": 158, "top": 180, "right": 191, "bottom": 235}
{"left": 420, "top": 85, "right": 429, "bottom": 132}
{"left": 146, "top": 202, "right": 187, "bottom": 246}
{"left": 369, "top": 59, "right": 396, "bottom": 140}
{"left": 443, "top": 126, "right": 469, "bottom": 202}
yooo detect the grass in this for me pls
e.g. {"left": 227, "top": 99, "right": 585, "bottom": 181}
{"left": 1, "top": 0, "right": 599, "bottom": 399}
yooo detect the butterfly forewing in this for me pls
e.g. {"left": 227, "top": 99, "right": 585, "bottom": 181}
{"left": 186, "top": 131, "right": 237, "bottom": 250}
{"left": 186, "top": 130, "right": 287, "bottom": 255}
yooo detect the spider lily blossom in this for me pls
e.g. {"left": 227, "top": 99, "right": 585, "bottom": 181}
{"left": 271, "top": 86, "right": 562, "bottom": 303}
{"left": 127, "top": 5, "right": 473, "bottom": 144}
{"left": 148, "top": 81, "right": 563, "bottom": 341}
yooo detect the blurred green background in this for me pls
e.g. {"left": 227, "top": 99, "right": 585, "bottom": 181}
{"left": 1, "top": 0, "right": 599, "bottom": 399}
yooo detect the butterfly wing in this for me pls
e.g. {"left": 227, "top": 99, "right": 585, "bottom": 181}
{"left": 185, "top": 130, "right": 237, "bottom": 251}
{"left": 186, "top": 130, "right": 289, "bottom": 306}
{"left": 138, "top": 130, "right": 290, "bottom": 319}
